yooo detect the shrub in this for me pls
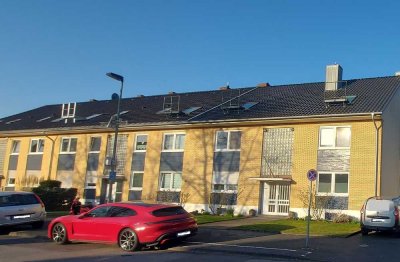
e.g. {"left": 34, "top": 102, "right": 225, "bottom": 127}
{"left": 289, "top": 211, "right": 298, "bottom": 219}
{"left": 32, "top": 180, "right": 77, "bottom": 211}
{"left": 332, "top": 213, "right": 355, "bottom": 223}
{"left": 190, "top": 210, "right": 199, "bottom": 215}
{"left": 38, "top": 180, "right": 62, "bottom": 189}
{"left": 226, "top": 208, "right": 235, "bottom": 217}
{"left": 249, "top": 209, "right": 257, "bottom": 217}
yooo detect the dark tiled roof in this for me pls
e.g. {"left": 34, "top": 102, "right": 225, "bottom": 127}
{"left": 1, "top": 76, "right": 399, "bottom": 132}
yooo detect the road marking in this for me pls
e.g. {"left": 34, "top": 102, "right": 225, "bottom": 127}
{"left": 183, "top": 241, "right": 298, "bottom": 252}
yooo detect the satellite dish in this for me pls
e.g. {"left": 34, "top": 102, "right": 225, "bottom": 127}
{"left": 111, "top": 93, "right": 119, "bottom": 100}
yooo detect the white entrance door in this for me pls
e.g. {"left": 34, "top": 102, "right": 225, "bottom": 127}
{"left": 263, "top": 183, "right": 290, "bottom": 215}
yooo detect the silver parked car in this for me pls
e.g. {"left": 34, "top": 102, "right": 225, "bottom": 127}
{"left": 0, "top": 191, "right": 46, "bottom": 229}
{"left": 360, "top": 197, "right": 399, "bottom": 235}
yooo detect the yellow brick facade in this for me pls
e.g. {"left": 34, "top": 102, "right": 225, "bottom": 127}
{"left": 0, "top": 118, "right": 382, "bottom": 217}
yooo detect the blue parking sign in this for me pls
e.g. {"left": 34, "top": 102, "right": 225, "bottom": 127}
{"left": 109, "top": 171, "right": 116, "bottom": 180}
{"left": 307, "top": 169, "right": 318, "bottom": 181}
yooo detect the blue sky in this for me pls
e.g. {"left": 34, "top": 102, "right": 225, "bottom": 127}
{"left": 1, "top": 0, "right": 399, "bottom": 118}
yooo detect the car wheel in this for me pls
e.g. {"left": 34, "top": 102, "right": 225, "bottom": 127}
{"left": 32, "top": 221, "right": 44, "bottom": 229}
{"left": 361, "top": 227, "right": 369, "bottom": 236}
{"left": 119, "top": 228, "right": 138, "bottom": 252}
{"left": 52, "top": 223, "right": 68, "bottom": 244}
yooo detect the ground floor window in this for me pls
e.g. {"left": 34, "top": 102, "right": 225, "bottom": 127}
{"left": 211, "top": 172, "right": 239, "bottom": 206}
{"left": 159, "top": 172, "right": 182, "bottom": 191}
{"left": 129, "top": 172, "right": 144, "bottom": 201}
{"left": 7, "top": 177, "right": 15, "bottom": 186}
{"left": 317, "top": 172, "right": 348, "bottom": 195}
{"left": 157, "top": 172, "right": 182, "bottom": 203}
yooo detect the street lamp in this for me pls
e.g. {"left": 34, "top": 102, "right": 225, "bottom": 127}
{"left": 106, "top": 72, "right": 124, "bottom": 203}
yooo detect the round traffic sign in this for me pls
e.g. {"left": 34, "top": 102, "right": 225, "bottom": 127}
{"left": 307, "top": 169, "right": 318, "bottom": 181}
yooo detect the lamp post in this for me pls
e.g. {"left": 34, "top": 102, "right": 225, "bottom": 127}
{"left": 106, "top": 72, "right": 124, "bottom": 203}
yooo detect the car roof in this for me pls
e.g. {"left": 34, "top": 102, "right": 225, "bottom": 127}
{"left": 368, "top": 196, "right": 394, "bottom": 201}
{"left": 101, "top": 202, "right": 180, "bottom": 211}
{"left": 0, "top": 191, "right": 35, "bottom": 196}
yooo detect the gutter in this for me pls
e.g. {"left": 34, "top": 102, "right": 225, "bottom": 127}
{"left": 0, "top": 112, "right": 383, "bottom": 137}
{"left": 371, "top": 112, "right": 382, "bottom": 197}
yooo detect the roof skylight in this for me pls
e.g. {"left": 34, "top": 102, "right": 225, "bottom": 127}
{"left": 182, "top": 106, "right": 201, "bottom": 115}
{"left": 6, "top": 119, "right": 21, "bottom": 124}
{"left": 37, "top": 116, "right": 52, "bottom": 122}
{"left": 242, "top": 102, "right": 259, "bottom": 110}
{"left": 86, "top": 113, "right": 103, "bottom": 120}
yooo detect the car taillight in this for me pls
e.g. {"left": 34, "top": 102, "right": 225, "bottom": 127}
{"left": 394, "top": 207, "right": 399, "bottom": 227}
{"left": 34, "top": 194, "right": 45, "bottom": 208}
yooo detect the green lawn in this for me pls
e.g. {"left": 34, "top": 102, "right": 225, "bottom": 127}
{"left": 194, "top": 214, "right": 243, "bottom": 224}
{"left": 236, "top": 219, "right": 360, "bottom": 237}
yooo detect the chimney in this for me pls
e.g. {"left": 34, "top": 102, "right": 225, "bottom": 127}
{"left": 257, "top": 82, "right": 270, "bottom": 88}
{"left": 325, "top": 64, "right": 343, "bottom": 91}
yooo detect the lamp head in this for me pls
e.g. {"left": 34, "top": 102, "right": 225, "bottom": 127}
{"left": 106, "top": 72, "right": 124, "bottom": 82}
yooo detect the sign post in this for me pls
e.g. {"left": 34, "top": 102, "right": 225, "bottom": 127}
{"left": 306, "top": 169, "right": 318, "bottom": 248}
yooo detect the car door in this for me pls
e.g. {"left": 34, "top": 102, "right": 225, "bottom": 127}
{"left": 72, "top": 206, "right": 135, "bottom": 242}
{"left": 71, "top": 206, "right": 112, "bottom": 241}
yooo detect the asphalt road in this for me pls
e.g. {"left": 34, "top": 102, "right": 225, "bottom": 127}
{"left": 1, "top": 222, "right": 400, "bottom": 261}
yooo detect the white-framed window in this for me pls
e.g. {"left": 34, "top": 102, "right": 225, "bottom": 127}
{"left": 7, "top": 177, "right": 16, "bottom": 186}
{"left": 62, "top": 102, "right": 76, "bottom": 118}
{"left": 29, "top": 139, "right": 45, "bottom": 154}
{"left": 215, "top": 130, "right": 241, "bottom": 151}
{"left": 159, "top": 172, "right": 182, "bottom": 191}
{"left": 162, "top": 133, "right": 185, "bottom": 151}
{"left": 11, "top": 140, "right": 21, "bottom": 155}
{"left": 130, "top": 172, "right": 144, "bottom": 190}
{"left": 212, "top": 172, "right": 239, "bottom": 192}
{"left": 317, "top": 172, "right": 349, "bottom": 196}
{"left": 89, "top": 137, "right": 101, "bottom": 153}
{"left": 60, "top": 138, "right": 77, "bottom": 153}
{"left": 319, "top": 126, "right": 351, "bottom": 149}
{"left": 134, "top": 135, "right": 147, "bottom": 151}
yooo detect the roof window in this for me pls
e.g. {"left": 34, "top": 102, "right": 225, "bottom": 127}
{"left": 6, "top": 119, "right": 21, "bottom": 125}
{"left": 182, "top": 106, "right": 202, "bottom": 115}
{"left": 37, "top": 116, "right": 52, "bottom": 122}
{"left": 61, "top": 103, "right": 76, "bottom": 118}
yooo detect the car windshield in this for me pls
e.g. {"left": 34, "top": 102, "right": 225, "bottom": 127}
{"left": 367, "top": 199, "right": 393, "bottom": 212}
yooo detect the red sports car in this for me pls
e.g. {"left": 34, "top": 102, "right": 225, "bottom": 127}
{"left": 48, "top": 202, "right": 198, "bottom": 251}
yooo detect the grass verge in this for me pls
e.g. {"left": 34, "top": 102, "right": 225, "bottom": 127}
{"left": 235, "top": 219, "right": 360, "bottom": 237}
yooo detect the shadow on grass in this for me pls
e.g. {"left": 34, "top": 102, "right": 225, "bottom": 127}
{"left": 233, "top": 224, "right": 296, "bottom": 233}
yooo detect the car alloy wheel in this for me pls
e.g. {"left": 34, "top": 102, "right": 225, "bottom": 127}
{"left": 52, "top": 223, "right": 68, "bottom": 244}
{"left": 119, "top": 228, "right": 138, "bottom": 252}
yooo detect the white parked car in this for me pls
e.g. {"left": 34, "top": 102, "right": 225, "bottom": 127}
{"left": 360, "top": 197, "right": 399, "bottom": 235}
{"left": 0, "top": 191, "right": 46, "bottom": 229}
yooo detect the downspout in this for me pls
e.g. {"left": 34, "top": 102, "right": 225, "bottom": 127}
{"left": 45, "top": 135, "right": 58, "bottom": 181}
{"left": 371, "top": 113, "right": 382, "bottom": 197}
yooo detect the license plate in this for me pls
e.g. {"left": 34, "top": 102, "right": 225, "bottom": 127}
{"left": 177, "top": 231, "right": 191, "bottom": 237}
{"left": 13, "top": 215, "right": 31, "bottom": 219}
{"left": 372, "top": 218, "right": 384, "bottom": 222}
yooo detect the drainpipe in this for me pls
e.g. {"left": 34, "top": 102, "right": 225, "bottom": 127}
{"left": 45, "top": 135, "right": 57, "bottom": 181}
{"left": 371, "top": 113, "right": 382, "bottom": 197}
